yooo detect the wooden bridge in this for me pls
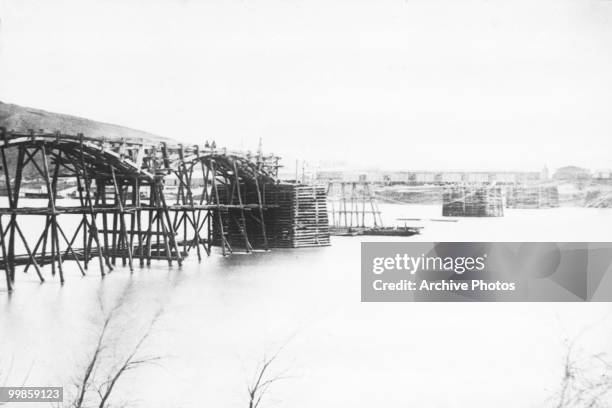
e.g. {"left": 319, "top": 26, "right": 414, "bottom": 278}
{"left": 0, "top": 128, "right": 330, "bottom": 291}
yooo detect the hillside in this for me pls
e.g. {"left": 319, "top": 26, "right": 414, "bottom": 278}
{"left": 0, "top": 101, "right": 171, "bottom": 143}
{"left": 0, "top": 101, "right": 172, "bottom": 182}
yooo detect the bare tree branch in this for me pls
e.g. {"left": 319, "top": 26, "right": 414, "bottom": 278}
{"left": 247, "top": 339, "right": 296, "bottom": 408}
{"left": 97, "top": 309, "right": 162, "bottom": 408}
{"left": 552, "top": 322, "right": 612, "bottom": 408}
{"left": 66, "top": 288, "right": 164, "bottom": 408}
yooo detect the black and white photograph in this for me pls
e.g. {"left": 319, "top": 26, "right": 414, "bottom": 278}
{"left": 1, "top": 0, "right": 612, "bottom": 406}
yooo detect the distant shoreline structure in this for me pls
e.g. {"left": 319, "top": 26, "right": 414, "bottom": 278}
{"left": 314, "top": 165, "right": 611, "bottom": 186}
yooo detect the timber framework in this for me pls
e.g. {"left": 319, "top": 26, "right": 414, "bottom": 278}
{"left": 0, "top": 128, "right": 330, "bottom": 291}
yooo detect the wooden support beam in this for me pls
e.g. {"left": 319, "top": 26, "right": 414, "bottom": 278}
{"left": 210, "top": 160, "right": 228, "bottom": 256}
{"left": 232, "top": 160, "right": 253, "bottom": 253}
{"left": 41, "top": 146, "right": 64, "bottom": 282}
{"left": 253, "top": 174, "right": 269, "bottom": 250}
{"left": 111, "top": 167, "right": 133, "bottom": 272}
{"left": 0, "top": 216, "right": 12, "bottom": 291}
{"left": 158, "top": 183, "right": 182, "bottom": 266}
{"left": 99, "top": 180, "right": 113, "bottom": 271}
{"left": 13, "top": 221, "right": 44, "bottom": 282}
{"left": 56, "top": 222, "right": 86, "bottom": 276}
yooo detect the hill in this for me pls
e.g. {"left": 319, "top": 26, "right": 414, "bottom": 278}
{"left": 0, "top": 101, "right": 172, "bottom": 183}
{"left": 0, "top": 101, "right": 171, "bottom": 143}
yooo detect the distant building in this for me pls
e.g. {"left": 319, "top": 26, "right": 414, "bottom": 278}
{"left": 413, "top": 172, "right": 436, "bottom": 183}
{"left": 553, "top": 166, "right": 591, "bottom": 182}
{"left": 164, "top": 174, "right": 205, "bottom": 187}
{"left": 541, "top": 165, "right": 549, "bottom": 181}
{"left": 492, "top": 173, "right": 517, "bottom": 183}
{"left": 594, "top": 169, "right": 612, "bottom": 181}
{"left": 384, "top": 171, "right": 411, "bottom": 184}
{"left": 465, "top": 173, "right": 489, "bottom": 184}
{"left": 440, "top": 172, "right": 463, "bottom": 183}
{"left": 316, "top": 170, "right": 343, "bottom": 181}
{"left": 317, "top": 170, "right": 542, "bottom": 185}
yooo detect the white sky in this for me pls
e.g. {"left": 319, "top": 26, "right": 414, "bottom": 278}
{"left": 1, "top": 0, "right": 612, "bottom": 172}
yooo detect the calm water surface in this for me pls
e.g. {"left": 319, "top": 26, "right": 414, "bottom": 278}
{"left": 1, "top": 202, "right": 611, "bottom": 407}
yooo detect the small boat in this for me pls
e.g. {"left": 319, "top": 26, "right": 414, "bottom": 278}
{"left": 25, "top": 192, "right": 65, "bottom": 199}
{"left": 360, "top": 226, "right": 422, "bottom": 237}
{"left": 330, "top": 225, "right": 422, "bottom": 237}
{"left": 24, "top": 187, "right": 65, "bottom": 199}
{"left": 24, "top": 192, "right": 47, "bottom": 198}
{"left": 329, "top": 227, "right": 362, "bottom": 236}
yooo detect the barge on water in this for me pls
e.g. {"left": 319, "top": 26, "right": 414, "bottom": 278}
{"left": 327, "top": 181, "right": 424, "bottom": 238}
{"left": 330, "top": 225, "right": 422, "bottom": 237}
{"left": 24, "top": 188, "right": 65, "bottom": 199}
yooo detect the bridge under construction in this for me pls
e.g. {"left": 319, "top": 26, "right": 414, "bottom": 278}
{"left": 0, "top": 128, "right": 330, "bottom": 291}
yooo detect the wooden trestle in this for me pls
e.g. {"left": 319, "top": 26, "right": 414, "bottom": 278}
{"left": 0, "top": 128, "right": 326, "bottom": 292}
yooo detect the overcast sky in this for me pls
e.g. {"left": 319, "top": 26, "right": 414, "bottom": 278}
{"left": 1, "top": 0, "right": 611, "bottom": 172}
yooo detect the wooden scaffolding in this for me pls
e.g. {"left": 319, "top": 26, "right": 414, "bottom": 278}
{"left": 0, "top": 128, "right": 327, "bottom": 291}
{"left": 327, "top": 181, "right": 383, "bottom": 228}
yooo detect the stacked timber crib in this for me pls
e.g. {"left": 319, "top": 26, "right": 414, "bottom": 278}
{"left": 442, "top": 185, "right": 504, "bottom": 217}
{"left": 506, "top": 186, "right": 559, "bottom": 209}
{"left": 212, "top": 183, "right": 330, "bottom": 249}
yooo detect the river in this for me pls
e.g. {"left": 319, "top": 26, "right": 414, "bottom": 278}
{"left": 1, "top": 202, "right": 611, "bottom": 407}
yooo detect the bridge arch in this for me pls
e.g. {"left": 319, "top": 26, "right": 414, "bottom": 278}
{"left": 160, "top": 149, "right": 279, "bottom": 257}
{"left": 0, "top": 129, "right": 181, "bottom": 291}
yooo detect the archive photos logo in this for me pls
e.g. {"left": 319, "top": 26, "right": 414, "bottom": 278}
{"left": 361, "top": 242, "right": 612, "bottom": 302}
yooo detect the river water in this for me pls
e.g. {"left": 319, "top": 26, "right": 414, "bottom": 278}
{"left": 1, "top": 202, "right": 612, "bottom": 407}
